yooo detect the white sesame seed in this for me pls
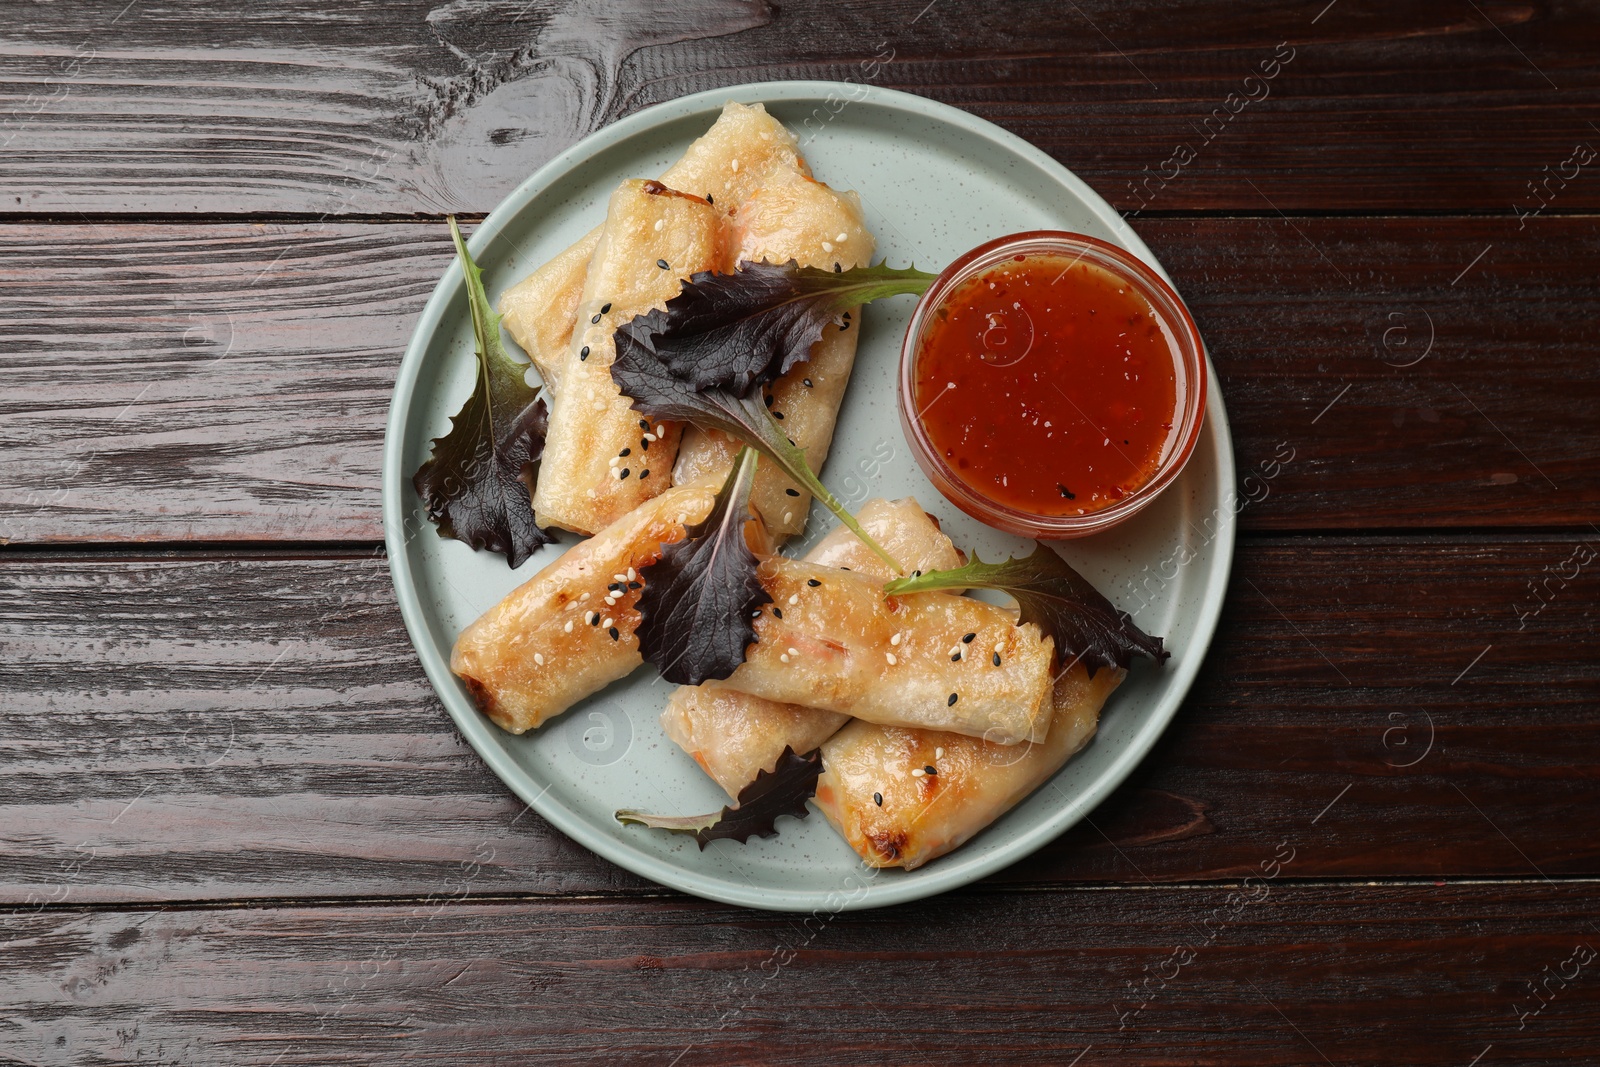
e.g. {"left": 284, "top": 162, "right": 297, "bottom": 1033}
{"left": 613, "top": 573, "right": 628, "bottom": 583}
{"left": 836, "top": 232, "right": 848, "bottom": 243}
{"left": 911, "top": 768, "right": 925, "bottom": 777}
{"left": 779, "top": 653, "right": 790, "bottom": 663}
{"left": 594, "top": 400, "right": 607, "bottom": 411}
{"left": 602, "top": 617, "right": 613, "bottom": 628}
{"left": 949, "top": 645, "right": 962, "bottom": 658}
{"left": 655, "top": 425, "right": 665, "bottom": 437}
{"left": 886, "top": 652, "right": 897, "bottom": 665}
{"left": 782, "top": 511, "right": 793, "bottom": 524}
{"left": 994, "top": 641, "right": 1006, "bottom": 653}
{"left": 890, "top": 633, "right": 902, "bottom": 646}
{"left": 935, "top": 747, "right": 944, "bottom": 758}
{"left": 654, "top": 219, "right": 664, "bottom": 231}
{"left": 642, "top": 432, "right": 657, "bottom": 442}
{"left": 731, "top": 158, "right": 740, "bottom": 172}
{"left": 564, "top": 620, "right": 574, "bottom": 633}
{"left": 627, "top": 567, "right": 637, "bottom": 581}
{"left": 534, "top": 652, "right": 545, "bottom": 666}
{"left": 586, "top": 488, "right": 598, "bottom": 499}
{"left": 609, "top": 456, "right": 620, "bottom": 467}
{"left": 580, "top": 592, "right": 591, "bottom": 601}
{"left": 787, "top": 647, "right": 799, "bottom": 657}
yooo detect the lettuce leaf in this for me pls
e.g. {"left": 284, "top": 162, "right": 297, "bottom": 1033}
{"left": 634, "top": 447, "right": 770, "bottom": 685}
{"left": 412, "top": 217, "right": 553, "bottom": 567}
{"left": 611, "top": 316, "right": 902, "bottom": 572}
{"left": 619, "top": 260, "right": 936, "bottom": 395}
{"left": 616, "top": 746, "right": 822, "bottom": 848}
{"left": 883, "top": 545, "right": 1168, "bottom": 676}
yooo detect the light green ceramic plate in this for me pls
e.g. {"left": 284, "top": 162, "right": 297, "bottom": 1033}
{"left": 383, "top": 81, "right": 1235, "bottom": 911}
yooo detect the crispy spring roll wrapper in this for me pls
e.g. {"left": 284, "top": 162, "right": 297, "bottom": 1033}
{"left": 707, "top": 559, "right": 1054, "bottom": 744}
{"left": 673, "top": 161, "right": 875, "bottom": 541}
{"left": 815, "top": 663, "right": 1126, "bottom": 870}
{"left": 534, "top": 179, "right": 720, "bottom": 535}
{"left": 662, "top": 498, "right": 964, "bottom": 797}
{"left": 497, "top": 102, "right": 809, "bottom": 392}
{"left": 451, "top": 479, "right": 721, "bottom": 735}
{"left": 496, "top": 229, "right": 600, "bottom": 394}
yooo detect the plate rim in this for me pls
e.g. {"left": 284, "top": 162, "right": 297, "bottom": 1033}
{"left": 382, "top": 79, "right": 1237, "bottom": 911}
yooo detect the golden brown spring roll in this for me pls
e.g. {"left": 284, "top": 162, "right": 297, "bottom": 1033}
{"left": 533, "top": 179, "right": 719, "bottom": 535}
{"left": 662, "top": 498, "right": 963, "bottom": 797}
{"left": 673, "top": 160, "right": 875, "bottom": 541}
{"left": 708, "top": 559, "right": 1055, "bottom": 744}
{"left": 814, "top": 664, "right": 1126, "bottom": 870}
{"left": 497, "top": 102, "right": 809, "bottom": 392}
{"left": 451, "top": 478, "right": 721, "bottom": 734}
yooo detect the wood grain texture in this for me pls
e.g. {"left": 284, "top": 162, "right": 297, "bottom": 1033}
{"left": 1, "top": 0, "right": 1597, "bottom": 215}
{"left": 5, "top": 885, "right": 1598, "bottom": 1064}
{"left": 3, "top": 217, "right": 1597, "bottom": 544}
{"left": 2, "top": 536, "right": 1594, "bottom": 905}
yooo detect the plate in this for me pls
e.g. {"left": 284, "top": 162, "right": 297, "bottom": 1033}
{"left": 383, "top": 81, "right": 1235, "bottom": 911}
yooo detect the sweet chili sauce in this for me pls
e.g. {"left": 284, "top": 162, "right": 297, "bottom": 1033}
{"left": 912, "top": 253, "right": 1180, "bottom": 518}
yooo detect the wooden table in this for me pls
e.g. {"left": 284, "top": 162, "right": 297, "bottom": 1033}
{"left": 4, "top": 2, "right": 1598, "bottom": 1062}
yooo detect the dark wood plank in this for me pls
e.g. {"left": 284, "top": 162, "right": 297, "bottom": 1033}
{"left": 3, "top": 535, "right": 1595, "bottom": 905}
{"left": 5, "top": 884, "right": 1597, "bottom": 1063}
{"left": 2, "top": 0, "right": 1597, "bottom": 215}
{"left": 4, "top": 217, "right": 1596, "bottom": 544}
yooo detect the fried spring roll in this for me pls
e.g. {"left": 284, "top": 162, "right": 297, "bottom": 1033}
{"left": 673, "top": 164, "right": 875, "bottom": 541}
{"left": 451, "top": 479, "right": 721, "bottom": 734}
{"left": 662, "top": 498, "right": 963, "bottom": 797}
{"left": 497, "top": 102, "right": 808, "bottom": 392}
{"left": 708, "top": 559, "right": 1055, "bottom": 744}
{"left": 814, "top": 664, "right": 1126, "bottom": 870}
{"left": 533, "top": 179, "right": 719, "bottom": 535}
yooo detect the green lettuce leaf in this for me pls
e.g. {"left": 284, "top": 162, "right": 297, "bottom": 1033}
{"left": 634, "top": 447, "right": 770, "bottom": 685}
{"left": 883, "top": 545, "right": 1168, "bottom": 676}
{"left": 412, "top": 217, "right": 553, "bottom": 567}
{"left": 616, "top": 746, "right": 823, "bottom": 848}
{"left": 619, "top": 260, "right": 936, "bottom": 395}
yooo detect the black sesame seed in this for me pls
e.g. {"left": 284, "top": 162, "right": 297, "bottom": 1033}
{"left": 839, "top": 321, "right": 848, "bottom": 331}
{"left": 1058, "top": 484, "right": 1075, "bottom": 499}
{"left": 924, "top": 764, "right": 938, "bottom": 775}
{"left": 802, "top": 378, "right": 813, "bottom": 388}
{"left": 640, "top": 439, "right": 650, "bottom": 451}
{"left": 961, "top": 633, "right": 976, "bottom": 643}
{"left": 609, "top": 627, "right": 620, "bottom": 640}
{"left": 773, "top": 607, "right": 783, "bottom": 619}
{"left": 947, "top": 693, "right": 958, "bottom": 706}
{"left": 590, "top": 313, "right": 602, "bottom": 324}
{"left": 842, "top": 311, "right": 851, "bottom": 321}
{"left": 993, "top": 652, "right": 1002, "bottom": 666}
{"left": 628, "top": 581, "right": 642, "bottom": 590}
{"left": 807, "top": 578, "right": 821, "bottom": 587}
{"left": 619, "top": 447, "right": 630, "bottom": 457}
{"left": 773, "top": 411, "right": 784, "bottom": 419}
{"left": 833, "top": 263, "right": 842, "bottom": 272}
{"left": 785, "top": 488, "right": 800, "bottom": 497}
{"left": 764, "top": 394, "right": 774, "bottom": 408}
{"left": 657, "top": 258, "right": 669, "bottom": 269}
{"left": 619, "top": 468, "right": 630, "bottom": 479}
{"left": 590, "top": 616, "right": 601, "bottom": 626}
{"left": 706, "top": 194, "right": 713, "bottom": 205}
{"left": 639, "top": 469, "right": 649, "bottom": 479}
{"left": 607, "top": 582, "right": 622, "bottom": 592}
{"left": 600, "top": 302, "right": 612, "bottom": 314}
{"left": 873, "top": 792, "right": 883, "bottom": 806}
{"left": 639, "top": 420, "right": 649, "bottom": 429}
{"left": 950, "top": 652, "right": 961, "bottom": 662}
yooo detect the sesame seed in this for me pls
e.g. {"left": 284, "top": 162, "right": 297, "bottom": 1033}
{"left": 534, "top": 652, "right": 545, "bottom": 666}
{"left": 613, "top": 573, "right": 628, "bottom": 583}
{"left": 779, "top": 653, "right": 790, "bottom": 663}
{"left": 655, "top": 425, "right": 665, "bottom": 437}
{"left": 580, "top": 592, "right": 591, "bottom": 602}
{"left": 764, "top": 394, "right": 775, "bottom": 408}
{"left": 949, "top": 645, "right": 961, "bottom": 657}
{"left": 657, "top": 259, "right": 669, "bottom": 270}
{"left": 731, "top": 158, "right": 740, "bottom": 172}
{"left": 834, "top": 263, "right": 842, "bottom": 273}
{"left": 924, "top": 764, "right": 937, "bottom": 775}
{"left": 839, "top": 322, "right": 848, "bottom": 331}
{"left": 602, "top": 617, "right": 613, "bottom": 628}
{"left": 935, "top": 747, "right": 944, "bottom": 758}
{"left": 993, "top": 652, "right": 1002, "bottom": 666}
{"left": 640, "top": 439, "right": 650, "bottom": 451}
{"left": 639, "top": 419, "right": 649, "bottom": 429}
{"left": 604, "top": 596, "right": 616, "bottom": 607}
{"left": 643, "top": 432, "right": 657, "bottom": 442}
{"left": 821, "top": 241, "right": 833, "bottom": 253}
{"left": 627, "top": 568, "right": 636, "bottom": 581}
{"left": 782, "top": 512, "right": 793, "bottom": 524}
{"left": 994, "top": 641, "right": 1005, "bottom": 653}
{"left": 609, "top": 627, "right": 620, "bottom": 641}
{"left": 802, "top": 378, "right": 813, "bottom": 388}
{"left": 886, "top": 652, "right": 898, "bottom": 665}
{"left": 836, "top": 232, "right": 849, "bottom": 243}
{"left": 564, "top": 620, "right": 574, "bottom": 633}
{"left": 911, "top": 768, "right": 924, "bottom": 778}
{"left": 773, "top": 411, "right": 785, "bottom": 420}
{"left": 787, "top": 647, "right": 799, "bottom": 657}
{"left": 773, "top": 608, "right": 782, "bottom": 619}
{"left": 639, "top": 469, "right": 649, "bottom": 479}
{"left": 874, "top": 792, "right": 883, "bottom": 806}
{"left": 600, "top": 303, "right": 611, "bottom": 314}
{"left": 589, "top": 613, "right": 600, "bottom": 626}
{"left": 962, "top": 633, "right": 976, "bottom": 643}
{"left": 807, "top": 578, "right": 821, "bottom": 587}
{"left": 609, "top": 456, "right": 620, "bottom": 468}
{"left": 950, "top": 652, "right": 961, "bottom": 662}
{"left": 590, "top": 313, "right": 602, "bottom": 324}
{"left": 580, "top": 345, "right": 590, "bottom": 361}
{"left": 619, "top": 447, "right": 630, "bottom": 457}
{"left": 947, "top": 693, "right": 959, "bottom": 706}
{"left": 706, "top": 194, "right": 714, "bottom": 205}
{"left": 653, "top": 219, "right": 664, "bottom": 231}
{"left": 619, "top": 468, "right": 630, "bottom": 479}
{"left": 788, "top": 594, "right": 799, "bottom": 605}
{"left": 785, "top": 488, "right": 800, "bottom": 497}
{"left": 890, "top": 633, "right": 902, "bottom": 646}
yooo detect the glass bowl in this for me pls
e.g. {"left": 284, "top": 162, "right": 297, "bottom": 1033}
{"left": 897, "top": 230, "right": 1208, "bottom": 539}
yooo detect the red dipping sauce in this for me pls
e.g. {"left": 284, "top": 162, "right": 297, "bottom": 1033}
{"left": 899, "top": 232, "right": 1206, "bottom": 539}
